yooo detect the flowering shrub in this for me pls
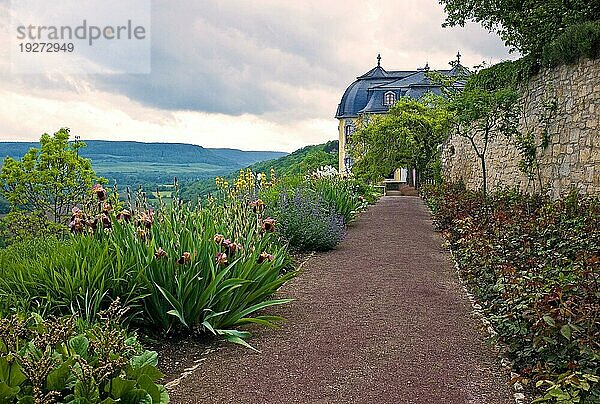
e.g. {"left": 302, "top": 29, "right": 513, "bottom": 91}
{"left": 271, "top": 187, "right": 346, "bottom": 252}
{"left": 254, "top": 171, "right": 376, "bottom": 251}
{"left": 214, "top": 169, "right": 370, "bottom": 252}
{"left": 0, "top": 210, "right": 68, "bottom": 245}
{"left": 421, "top": 183, "right": 600, "bottom": 403}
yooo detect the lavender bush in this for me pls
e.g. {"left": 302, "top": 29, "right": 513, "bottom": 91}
{"left": 274, "top": 188, "right": 346, "bottom": 251}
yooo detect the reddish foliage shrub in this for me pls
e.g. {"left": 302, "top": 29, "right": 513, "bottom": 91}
{"left": 421, "top": 183, "right": 600, "bottom": 402}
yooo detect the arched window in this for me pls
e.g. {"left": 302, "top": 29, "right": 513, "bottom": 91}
{"left": 384, "top": 91, "right": 396, "bottom": 106}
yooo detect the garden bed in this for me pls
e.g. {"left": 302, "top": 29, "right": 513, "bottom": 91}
{"left": 421, "top": 183, "right": 600, "bottom": 403}
{"left": 0, "top": 169, "right": 377, "bottom": 403}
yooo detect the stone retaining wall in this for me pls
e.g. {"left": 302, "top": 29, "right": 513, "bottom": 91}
{"left": 441, "top": 58, "right": 599, "bottom": 197}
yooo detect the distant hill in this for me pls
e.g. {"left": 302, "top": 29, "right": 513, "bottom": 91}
{"left": 0, "top": 140, "right": 287, "bottom": 188}
{"left": 209, "top": 148, "right": 293, "bottom": 167}
{"left": 180, "top": 140, "right": 339, "bottom": 199}
{"left": 250, "top": 140, "right": 338, "bottom": 177}
{"left": 0, "top": 140, "right": 285, "bottom": 166}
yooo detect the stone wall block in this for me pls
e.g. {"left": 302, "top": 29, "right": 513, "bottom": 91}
{"left": 441, "top": 58, "right": 600, "bottom": 196}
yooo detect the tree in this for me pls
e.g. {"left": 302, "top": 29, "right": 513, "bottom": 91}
{"left": 0, "top": 128, "right": 103, "bottom": 229}
{"left": 438, "top": 0, "right": 600, "bottom": 58}
{"left": 448, "top": 87, "right": 519, "bottom": 195}
{"left": 349, "top": 96, "right": 452, "bottom": 187}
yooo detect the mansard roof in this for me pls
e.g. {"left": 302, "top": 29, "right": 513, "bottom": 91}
{"left": 335, "top": 55, "right": 469, "bottom": 119}
{"left": 335, "top": 78, "right": 391, "bottom": 119}
{"left": 374, "top": 71, "right": 429, "bottom": 89}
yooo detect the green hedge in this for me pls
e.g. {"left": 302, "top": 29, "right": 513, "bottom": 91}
{"left": 466, "top": 20, "right": 600, "bottom": 94}
{"left": 542, "top": 21, "right": 600, "bottom": 67}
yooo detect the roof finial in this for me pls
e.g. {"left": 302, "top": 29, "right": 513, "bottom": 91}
{"left": 377, "top": 53, "right": 381, "bottom": 67}
{"left": 456, "top": 51, "right": 461, "bottom": 65}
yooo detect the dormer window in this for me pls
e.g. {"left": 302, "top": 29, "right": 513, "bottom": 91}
{"left": 384, "top": 91, "right": 396, "bottom": 106}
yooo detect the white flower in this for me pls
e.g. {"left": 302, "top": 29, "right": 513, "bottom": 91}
{"left": 310, "top": 165, "right": 339, "bottom": 178}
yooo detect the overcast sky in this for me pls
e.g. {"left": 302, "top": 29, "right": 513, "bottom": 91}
{"left": 0, "top": 0, "right": 515, "bottom": 152}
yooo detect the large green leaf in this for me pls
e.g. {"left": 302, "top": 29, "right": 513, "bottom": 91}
{"left": 0, "top": 381, "right": 20, "bottom": 402}
{"left": 137, "top": 374, "right": 163, "bottom": 403}
{"left": 560, "top": 324, "right": 572, "bottom": 340}
{"left": 236, "top": 315, "right": 286, "bottom": 329}
{"left": 130, "top": 351, "right": 158, "bottom": 370}
{"left": 201, "top": 309, "right": 230, "bottom": 335}
{"left": 122, "top": 389, "right": 153, "bottom": 404}
{"left": 140, "top": 365, "right": 164, "bottom": 382}
{"left": 74, "top": 379, "right": 100, "bottom": 402}
{"left": 230, "top": 299, "right": 292, "bottom": 325}
{"left": 108, "top": 377, "right": 137, "bottom": 398}
{"left": 216, "top": 329, "right": 258, "bottom": 352}
{"left": 46, "top": 359, "right": 76, "bottom": 391}
{"left": 125, "top": 364, "right": 164, "bottom": 383}
{"left": 0, "top": 357, "right": 27, "bottom": 387}
{"left": 155, "top": 284, "right": 188, "bottom": 327}
{"left": 157, "top": 385, "right": 169, "bottom": 404}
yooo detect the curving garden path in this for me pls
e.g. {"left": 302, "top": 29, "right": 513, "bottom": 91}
{"left": 169, "top": 196, "right": 513, "bottom": 404}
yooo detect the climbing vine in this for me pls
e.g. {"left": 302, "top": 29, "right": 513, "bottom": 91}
{"left": 513, "top": 96, "right": 559, "bottom": 190}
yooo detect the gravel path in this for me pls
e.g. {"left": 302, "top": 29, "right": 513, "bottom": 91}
{"left": 169, "top": 196, "right": 512, "bottom": 404}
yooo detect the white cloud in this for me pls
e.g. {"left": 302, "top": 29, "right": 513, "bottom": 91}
{"left": 0, "top": 86, "right": 335, "bottom": 151}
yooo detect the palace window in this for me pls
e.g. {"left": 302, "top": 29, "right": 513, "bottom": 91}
{"left": 344, "top": 156, "right": 354, "bottom": 173}
{"left": 384, "top": 91, "right": 396, "bottom": 106}
{"left": 344, "top": 123, "right": 354, "bottom": 144}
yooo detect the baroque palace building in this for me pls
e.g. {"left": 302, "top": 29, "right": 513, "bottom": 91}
{"left": 335, "top": 54, "right": 468, "bottom": 179}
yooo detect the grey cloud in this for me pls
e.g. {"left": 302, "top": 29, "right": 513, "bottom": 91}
{"left": 92, "top": 0, "right": 388, "bottom": 112}
{"left": 91, "top": 1, "right": 346, "bottom": 116}
{"left": 4, "top": 0, "right": 514, "bottom": 121}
